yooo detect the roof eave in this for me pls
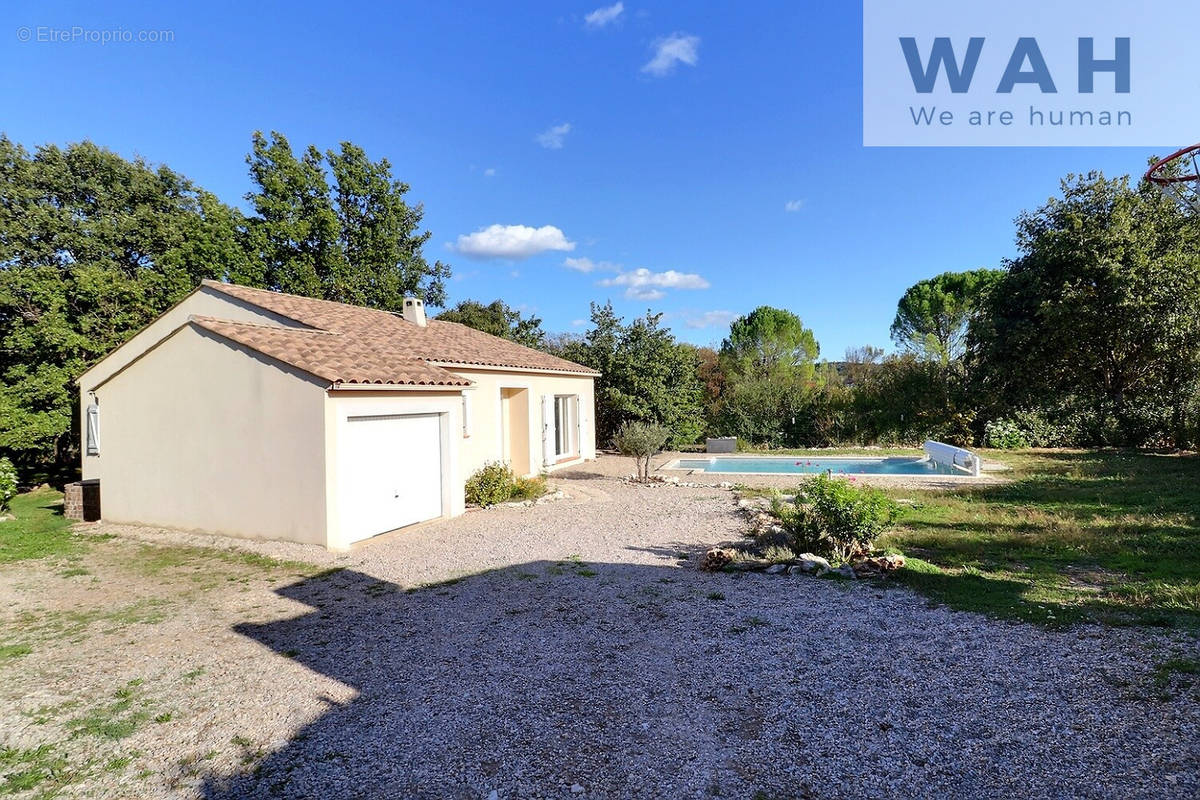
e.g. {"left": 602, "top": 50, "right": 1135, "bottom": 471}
{"left": 427, "top": 360, "right": 601, "bottom": 378}
{"left": 327, "top": 382, "right": 472, "bottom": 392}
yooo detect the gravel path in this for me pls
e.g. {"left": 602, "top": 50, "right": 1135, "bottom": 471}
{"left": 2, "top": 455, "right": 1197, "bottom": 799}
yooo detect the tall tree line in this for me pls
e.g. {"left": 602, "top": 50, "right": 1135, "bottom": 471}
{"left": 0, "top": 133, "right": 450, "bottom": 477}
{"left": 557, "top": 171, "right": 1200, "bottom": 451}
{"left": 3, "top": 135, "right": 1196, "bottom": 479}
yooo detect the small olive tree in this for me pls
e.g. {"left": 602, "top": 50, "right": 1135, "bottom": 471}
{"left": 612, "top": 421, "right": 671, "bottom": 481}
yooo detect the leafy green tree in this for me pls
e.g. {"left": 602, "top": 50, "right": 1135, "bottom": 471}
{"left": 712, "top": 377, "right": 803, "bottom": 447}
{"left": 245, "top": 131, "right": 347, "bottom": 300}
{"left": 714, "top": 307, "right": 821, "bottom": 445}
{"left": 555, "top": 302, "right": 704, "bottom": 446}
{"left": 890, "top": 269, "right": 1003, "bottom": 362}
{"left": 970, "top": 171, "right": 1200, "bottom": 445}
{"left": 0, "top": 137, "right": 250, "bottom": 476}
{"left": 245, "top": 133, "right": 450, "bottom": 308}
{"left": 720, "top": 306, "right": 820, "bottom": 381}
{"left": 0, "top": 133, "right": 456, "bottom": 475}
{"left": 851, "top": 355, "right": 974, "bottom": 446}
{"left": 436, "top": 299, "right": 546, "bottom": 349}
{"left": 326, "top": 141, "right": 450, "bottom": 308}
{"left": 680, "top": 344, "right": 725, "bottom": 425}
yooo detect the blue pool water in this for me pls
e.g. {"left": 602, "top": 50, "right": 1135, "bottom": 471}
{"left": 670, "top": 456, "right": 961, "bottom": 476}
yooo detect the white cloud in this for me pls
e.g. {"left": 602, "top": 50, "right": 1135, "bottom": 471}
{"left": 785, "top": 199, "right": 804, "bottom": 212}
{"left": 563, "top": 256, "right": 620, "bottom": 273}
{"left": 585, "top": 2, "right": 624, "bottom": 28}
{"left": 453, "top": 224, "right": 576, "bottom": 260}
{"left": 535, "top": 122, "right": 572, "bottom": 149}
{"left": 684, "top": 310, "right": 738, "bottom": 329}
{"left": 571, "top": 318, "right": 587, "bottom": 327}
{"left": 484, "top": 167, "right": 497, "bottom": 177}
{"left": 642, "top": 33, "right": 700, "bottom": 77}
{"left": 599, "top": 267, "right": 710, "bottom": 299}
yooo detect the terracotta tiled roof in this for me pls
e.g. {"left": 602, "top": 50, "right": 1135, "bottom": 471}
{"left": 196, "top": 281, "right": 600, "bottom": 384}
{"left": 190, "top": 316, "right": 471, "bottom": 387}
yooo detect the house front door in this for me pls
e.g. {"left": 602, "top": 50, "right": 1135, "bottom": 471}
{"left": 500, "top": 388, "right": 531, "bottom": 476}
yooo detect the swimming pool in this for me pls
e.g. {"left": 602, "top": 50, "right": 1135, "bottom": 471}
{"left": 663, "top": 456, "right": 964, "bottom": 476}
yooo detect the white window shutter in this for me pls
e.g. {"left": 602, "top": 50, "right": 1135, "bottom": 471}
{"left": 85, "top": 404, "right": 100, "bottom": 456}
{"left": 461, "top": 392, "right": 472, "bottom": 438}
{"left": 574, "top": 396, "right": 582, "bottom": 456}
{"left": 541, "top": 394, "right": 555, "bottom": 467}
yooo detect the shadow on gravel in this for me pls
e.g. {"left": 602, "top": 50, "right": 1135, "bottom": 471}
{"left": 199, "top": 563, "right": 1197, "bottom": 800}
{"left": 203, "top": 562, "right": 808, "bottom": 800}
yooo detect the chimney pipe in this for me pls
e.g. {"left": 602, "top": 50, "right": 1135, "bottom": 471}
{"left": 401, "top": 297, "right": 427, "bottom": 327}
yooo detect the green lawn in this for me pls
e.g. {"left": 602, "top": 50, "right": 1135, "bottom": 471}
{"left": 0, "top": 489, "right": 331, "bottom": 797}
{"left": 0, "top": 488, "right": 83, "bottom": 564}
{"left": 881, "top": 450, "right": 1200, "bottom": 628}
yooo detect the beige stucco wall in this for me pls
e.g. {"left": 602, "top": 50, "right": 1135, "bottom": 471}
{"left": 95, "top": 324, "right": 330, "bottom": 546}
{"left": 79, "top": 286, "right": 304, "bottom": 481}
{"left": 448, "top": 368, "right": 596, "bottom": 480}
{"left": 78, "top": 286, "right": 595, "bottom": 548}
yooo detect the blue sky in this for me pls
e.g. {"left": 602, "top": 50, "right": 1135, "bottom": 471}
{"left": 1, "top": 0, "right": 1168, "bottom": 357}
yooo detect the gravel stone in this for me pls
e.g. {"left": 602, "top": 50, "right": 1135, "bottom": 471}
{"left": 2, "top": 453, "right": 1196, "bottom": 799}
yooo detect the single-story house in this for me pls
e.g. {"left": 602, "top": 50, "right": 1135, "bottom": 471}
{"left": 77, "top": 281, "right": 599, "bottom": 550}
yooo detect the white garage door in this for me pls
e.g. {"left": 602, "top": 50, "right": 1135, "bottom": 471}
{"left": 338, "top": 413, "right": 444, "bottom": 544}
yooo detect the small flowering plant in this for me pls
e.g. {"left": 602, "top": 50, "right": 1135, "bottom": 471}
{"left": 0, "top": 458, "right": 17, "bottom": 512}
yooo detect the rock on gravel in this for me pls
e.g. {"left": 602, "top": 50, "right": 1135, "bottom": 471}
{"left": 13, "top": 453, "right": 1198, "bottom": 800}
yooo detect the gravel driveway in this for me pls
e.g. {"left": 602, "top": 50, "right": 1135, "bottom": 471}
{"left": 3, "top": 455, "right": 1198, "bottom": 799}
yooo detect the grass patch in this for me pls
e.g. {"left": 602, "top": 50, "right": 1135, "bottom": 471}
{"left": 124, "top": 542, "right": 316, "bottom": 578}
{"left": 67, "top": 682, "right": 153, "bottom": 741}
{"left": 0, "top": 744, "right": 74, "bottom": 795}
{"left": 1153, "top": 657, "right": 1200, "bottom": 689}
{"left": 878, "top": 450, "right": 1200, "bottom": 628}
{"left": 21, "top": 700, "right": 81, "bottom": 726}
{"left": 0, "top": 643, "right": 32, "bottom": 663}
{"left": 103, "top": 755, "right": 133, "bottom": 772}
{"left": 10, "top": 597, "right": 176, "bottom": 646}
{"left": 0, "top": 489, "right": 81, "bottom": 564}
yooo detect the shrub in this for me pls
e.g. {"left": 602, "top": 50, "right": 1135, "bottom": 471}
{"left": 612, "top": 420, "right": 671, "bottom": 480}
{"left": 1008, "top": 409, "right": 1075, "bottom": 448}
{"left": 984, "top": 418, "right": 1028, "bottom": 449}
{"left": 985, "top": 410, "right": 1076, "bottom": 449}
{"left": 512, "top": 474, "right": 547, "bottom": 501}
{"left": 0, "top": 458, "right": 16, "bottom": 512}
{"left": 772, "top": 474, "right": 900, "bottom": 563}
{"left": 464, "top": 462, "right": 546, "bottom": 507}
